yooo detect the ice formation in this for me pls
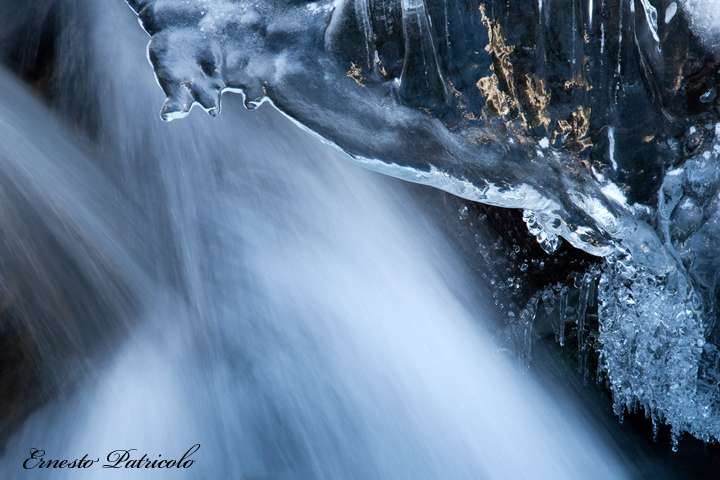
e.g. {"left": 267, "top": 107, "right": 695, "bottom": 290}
{"left": 679, "top": 0, "right": 720, "bottom": 52}
{"left": 124, "top": 0, "right": 720, "bottom": 445}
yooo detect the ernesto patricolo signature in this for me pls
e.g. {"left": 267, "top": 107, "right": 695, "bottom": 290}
{"left": 23, "top": 444, "right": 200, "bottom": 469}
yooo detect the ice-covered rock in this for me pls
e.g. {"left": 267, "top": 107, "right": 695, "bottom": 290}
{"left": 125, "top": 0, "right": 714, "bottom": 261}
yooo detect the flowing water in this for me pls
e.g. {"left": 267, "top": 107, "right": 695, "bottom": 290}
{"left": 0, "top": 1, "right": 644, "bottom": 478}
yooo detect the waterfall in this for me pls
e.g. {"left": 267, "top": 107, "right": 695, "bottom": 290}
{"left": 0, "top": 1, "right": 635, "bottom": 478}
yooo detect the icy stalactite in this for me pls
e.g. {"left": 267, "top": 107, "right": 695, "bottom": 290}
{"left": 638, "top": 0, "right": 660, "bottom": 43}
{"left": 558, "top": 285, "right": 569, "bottom": 347}
{"left": 530, "top": 268, "right": 600, "bottom": 378}
{"left": 504, "top": 295, "right": 539, "bottom": 369}
{"left": 598, "top": 261, "right": 709, "bottom": 449}
{"left": 576, "top": 272, "right": 593, "bottom": 379}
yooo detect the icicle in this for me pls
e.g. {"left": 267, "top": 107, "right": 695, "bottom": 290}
{"left": 518, "top": 308, "right": 533, "bottom": 367}
{"left": 638, "top": 0, "right": 660, "bottom": 43}
{"left": 671, "top": 430, "right": 681, "bottom": 452}
{"left": 651, "top": 413, "right": 659, "bottom": 442}
{"left": 506, "top": 296, "right": 540, "bottom": 371}
{"left": 576, "top": 272, "right": 592, "bottom": 374}
{"left": 587, "top": 269, "right": 598, "bottom": 308}
{"left": 557, "top": 285, "right": 568, "bottom": 346}
{"left": 398, "top": 0, "right": 449, "bottom": 108}
{"left": 542, "top": 287, "right": 555, "bottom": 317}
{"left": 325, "top": 0, "right": 376, "bottom": 70}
